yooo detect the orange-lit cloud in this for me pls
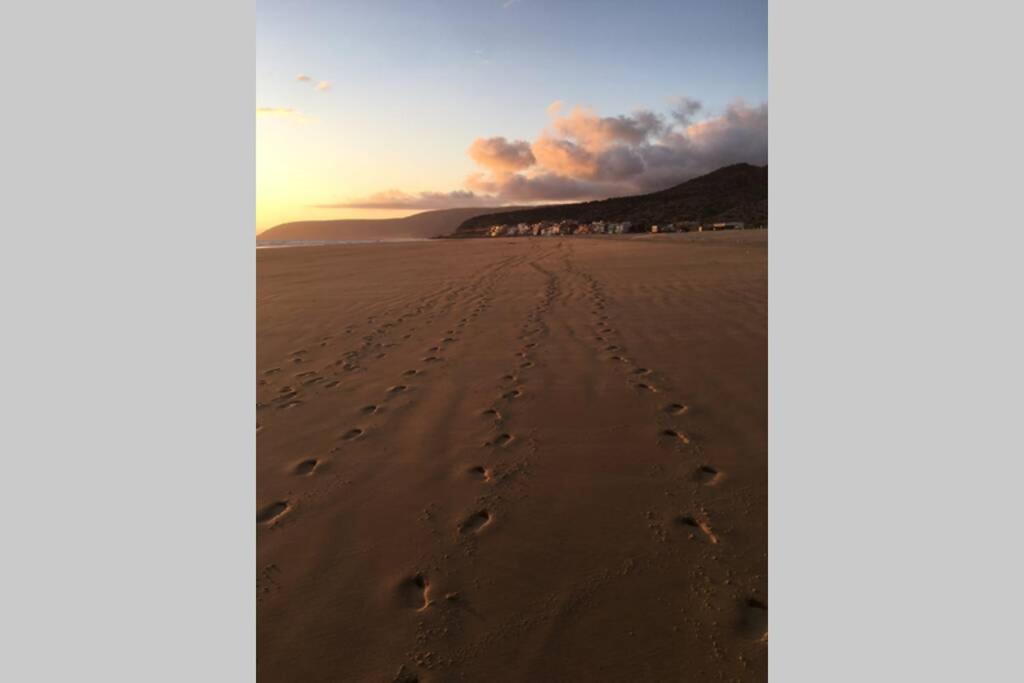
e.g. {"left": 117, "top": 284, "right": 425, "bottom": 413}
{"left": 467, "top": 137, "right": 535, "bottom": 173}
{"left": 551, "top": 106, "right": 662, "bottom": 151}
{"left": 296, "top": 74, "right": 312, "bottom": 82}
{"left": 315, "top": 80, "right": 331, "bottom": 91}
{"left": 530, "top": 136, "right": 596, "bottom": 177}
{"left": 324, "top": 97, "right": 767, "bottom": 210}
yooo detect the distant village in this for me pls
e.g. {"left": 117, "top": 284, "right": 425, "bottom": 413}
{"left": 483, "top": 219, "right": 759, "bottom": 237}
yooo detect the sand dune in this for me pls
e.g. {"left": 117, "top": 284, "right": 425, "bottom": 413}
{"left": 257, "top": 232, "right": 767, "bottom": 681}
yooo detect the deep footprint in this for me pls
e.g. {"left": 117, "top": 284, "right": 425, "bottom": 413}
{"left": 459, "top": 510, "right": 493, "bottom": 535}
{"left": 676, "top": 514, "right": 719, "bottom": 543}
{"left": 739, "top": 598, "right": 768, "bottom": 640}
{"left": 486, "top": 433, "right": 513, "bottom": 447}
{"left": 661, "top": 428, "right": 690, "bottom": 443}
{"left": 694, "top": 465, "right": 720, "bottom": 484}
{"left": 341, "top": 428, "right": 364, "bottom": 441}
{"left": 664, "top": 403, "right": 689, "bottom": 415}
{"left": 257, "top": 501, "right": 289, "bottom": 525}
{"left": 293, "top": 459, "right": 318, "bottom": 476}
{"left": 397, "top": 574, "right": 431, "bottom": 610}
{"left": 467, "top": 465, "right": 493, "bottom": 482}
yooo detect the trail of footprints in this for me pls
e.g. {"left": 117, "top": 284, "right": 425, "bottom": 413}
{"left": 569, "top": 257, "right": 764, "bottom": 638}
{"left": 259, "top": 246, "right": 764, "bottom": 679}
{"left": 258, "top": 256, "right": 522, "bottom": 418}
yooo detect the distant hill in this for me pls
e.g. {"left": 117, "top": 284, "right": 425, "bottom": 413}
{"left": 258, "top": 207, "right": 525, "bottom": 242}
{"left": 454, "top": 163, "right": 767, "bottom": 237}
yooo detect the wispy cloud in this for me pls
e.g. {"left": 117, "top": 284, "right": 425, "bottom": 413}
{"left": 502, "top": 0, "right": 520, "bottom": 8}
{"left": 294, "top": 73, "right": 331, "bottom": 92}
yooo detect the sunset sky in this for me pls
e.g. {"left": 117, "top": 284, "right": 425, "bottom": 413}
{"left": 256, "top": 0, "right": 768, "bottom": 232}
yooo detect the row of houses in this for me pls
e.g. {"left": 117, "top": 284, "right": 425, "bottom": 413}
{"left": 486, "top": 220, "right": 632, "bottom": 237}
{"left": 485, "top": 219, "right": 757, "bottom": 237}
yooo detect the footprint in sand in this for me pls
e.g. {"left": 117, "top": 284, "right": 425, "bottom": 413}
{"left": 660, "top": 428, "right": 690, "bottom": 443}
{"left": 502, "top": 389, "right": 522, "bottom": 400}
{"left": 341, "top": 428, "right": 364, "bottom": 441}
{"left": 694, "top": 465, "right": 721, "bottom": 485}
{"left": 520, "top": 361, "right": 534, "bottom": 368}
{"left": 324, "top": 380, "right": 339, "bottom": 388}
{"left": 664, "top": 403, "right": 689, "bottom": 416}
{"left": 635, "top": 383, "right": 658, "bottom": 393}
{"left": 264, "top": 368, "right": 281, "bottom": 375}
{"left": 459, "top": 510, "right": 493, "bottom": 535}
{"left": 739, "top": 598, "right": 768, "bottom": 640}
{"left": 397, "top": 574, "right": 432, "bottom": 610}
{"left": 467, "top": 465, "right": 494, "bottom": 482}
{"left": 675, "top": 514, "right": 718, "bottom": 543}
{"left": 402, "top": 369, "right": 419, "bottom": 376}
{"left": 387, "top": 385, "right": 408, "bottom": 394}
{"left": 632, "top": 368, "right": 652, "bottom": 376}
{"left": 361, "top": 404, "right": 379, "bottom": 415}
{"left": 422, "top": 356, "right": 442, "bottom": 363}
{"left": 293, "top": 459, "right": 318, "bottom": 476}
{"left": 257, "top": 501, "right": 289, "bottom": 525}
{"left": 485, "top": 433, "right": 513, "bottom": 448}
{"left": 481, "top": 407, "right": 502, "bottom": 420}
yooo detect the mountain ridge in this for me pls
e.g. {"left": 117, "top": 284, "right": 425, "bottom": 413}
{"left": 453, "top": 163, "right": 767, "bottom": 237}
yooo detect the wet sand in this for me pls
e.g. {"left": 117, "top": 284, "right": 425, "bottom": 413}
{"left": 257, "top": 231, "right": 767, "bottom": 681}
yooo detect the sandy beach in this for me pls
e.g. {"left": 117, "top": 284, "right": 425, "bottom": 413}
{"left": 257, "top": 231, "right": 767, "bottom": 681}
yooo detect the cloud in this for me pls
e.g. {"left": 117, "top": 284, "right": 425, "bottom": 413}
{"left": 329, "top": 96, "right": 766, "bottom": 210}
{"left": 552, "top": 106, "right": 663, "bottom": 151}
{"left": 502, "top": 0, "right": 520, "bottom": 8}
{"left": 531, "top": 136, "right": 596, "bottom": 177}
{"left": 296, "top": 74, "right": 312, "bottom": 82}
{"left": 467, "top": 137, "right": 536, "bottom": 173}
{"left": 315, "top": 80, "right": 331, "bottom": 91}
{"left": 315, "top": 189, "right": 497, "bottom": 210}
{"left": 669, "top": 96, "right": 702, "bottom": 126}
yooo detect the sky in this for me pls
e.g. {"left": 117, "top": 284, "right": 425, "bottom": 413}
{"left": 256, "top": 0, "right": 767, "bottom": 232}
